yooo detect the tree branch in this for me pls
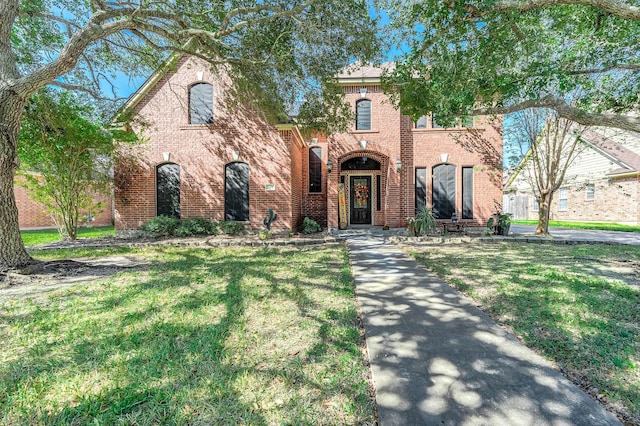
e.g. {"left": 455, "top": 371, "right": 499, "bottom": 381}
{"left": 469, "top": 0, "right": 640, "bottom": 20}
{"left": 471, "top": 95, "right": 640, "bottom": 132}
{"left": 569, "top": 63, "right": 640, "bottom": 74}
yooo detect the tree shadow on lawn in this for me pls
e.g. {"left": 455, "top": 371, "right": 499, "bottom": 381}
{"left": 0, "top": 245, "right": 372, "bottom": 424}
{"left": 410, "top": 243, "right": 640, "bottom": 424}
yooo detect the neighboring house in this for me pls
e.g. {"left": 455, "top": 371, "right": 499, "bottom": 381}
{"left": 113, "top": 56, "right": 503, "bottom": 231}
{"left": 504, "top": 127, "right": 640, "bottom": 224}
{"left": 14, "top": 175, "right": 113, "bottom": 229}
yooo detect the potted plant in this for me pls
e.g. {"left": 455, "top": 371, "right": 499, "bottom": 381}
{"left": 487, "top": 212, "right": 512, "bottom": 236}
{"left": 407, "top": 207, "right": 437, "bottom": 236}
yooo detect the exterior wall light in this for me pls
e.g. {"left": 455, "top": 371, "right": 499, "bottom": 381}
{"left": 327, "top": 159, "right": 333, "bottom": 173}
{"left": 396, "top": 159, "right": 402, "bottom": 173}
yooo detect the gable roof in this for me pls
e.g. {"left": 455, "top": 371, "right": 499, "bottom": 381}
{"left": 505, "top": 125, "right": 640, "bottom": 187}
{"left": 112, "top": 53, "right": 183, "bottom": 126}
{"left": 335, "top": 62, "right": 395, "bottom": 84}
{"left": 581, "top": 128, "right": 640, "bottom": 176}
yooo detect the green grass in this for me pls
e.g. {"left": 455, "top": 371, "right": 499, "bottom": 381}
{"left": 1, "top": 245, "right": 375, "bottom": 425}
{"left": 512, "top": 220, "right": 640, "bottom": 233}
{"left": 405, "top": 242, "right": 640, "bottom": 424}
{"left": 21, "top": 226, "right": 115, "bottom": 247}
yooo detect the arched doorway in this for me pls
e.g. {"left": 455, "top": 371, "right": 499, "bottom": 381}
{"left": 341, "top": 156, "right": 381, "bottom": 225}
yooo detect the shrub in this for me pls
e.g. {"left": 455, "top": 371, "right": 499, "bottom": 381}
{"left": 219, "top": 220, "right": 246, "bottom": 235}
{"left": 174, "top": 217, "right": 219, "bottom": 237}
{"left": 140, "top": 216, "right": 218, "bottom": 237}
{"left": 301, "top": 217, "right": 321, "bottom": 234}
{"left": 140, "top": 216, "right": 180, "bottom": 237}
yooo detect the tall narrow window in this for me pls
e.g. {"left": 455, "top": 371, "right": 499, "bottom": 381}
{"left": 189, "top": 82, "right": 213, "bottom": 124}
{"left": 585, "top": 183, "right": 595, "bottom": 200}
{"left": 415, "top": 116, "right": 427, "bottom": 129}
{"left": 356, "top": 99, "right": 371, "bottom": 130}
{"left": 156, "top": 163, "right": 180, "bottom": 218}
{"left": 532, "top": 198, "right": 539, "bottom": 211}
{"left": 432, "top": 164, "right": 455, "bottom": 219}
{"left": 415, "top": 167, "right": 427, "bottom": 214}
{"left": 559, "top": 188, "right": 568, "bottom": 211}
{"left": 432, "top": 115, "right": 443, "bottom": 129}
{"left": 462, "top": 167, "right": 474, "bottom": 219}
{"left": 309, "top": 147, "right": 322, "bottom": 193}
{"left": 225, "top": 162, "right": 249, "bottom": 221}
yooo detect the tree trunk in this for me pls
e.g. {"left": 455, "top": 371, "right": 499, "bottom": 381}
{"left": 0, "top": 89, "right": 33, "bottom": 268}
{"left": 535, "top": 192, "right": 553, "bottom": 235}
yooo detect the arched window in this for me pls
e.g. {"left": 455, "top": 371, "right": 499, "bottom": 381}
{"left": 355, "top": 99, "right": 371, "bottom": 130}
{"left": 432, "top": 164, "right": 455, "bottom": 219}
{"left": 156, "top": 163, "right": 180, "bottom": 218}
{"left": 189, "top": 82, "right": 213, "bottom": 124}
{"left": 225, "top": 162, "right": 249, "bottom": 221}
{"left": 309, "top": 147, "right": 322, "bottom": 193}
{"left": 415, "top": 116, "right": 428, "bottom": 129}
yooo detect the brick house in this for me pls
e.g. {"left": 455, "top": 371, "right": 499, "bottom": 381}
{"left": 114, "top": 56, "right": 503, "bottom": 231}
{"left": 504, "top": 127, "right": 640, "bottom": 224}
{"left": 15, "top": 175, "right": 113, "bottom": 229}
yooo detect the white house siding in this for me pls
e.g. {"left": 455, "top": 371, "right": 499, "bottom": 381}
{"left": 505, "top": 137, "right": 640, "bottom": 224}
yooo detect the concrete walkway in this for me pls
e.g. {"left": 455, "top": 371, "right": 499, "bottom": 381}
{"left": 347, "top": 233, "right": 621, "bottom": 425}
{"left": 510, "top": 224, "right": 640, "bottom": 245}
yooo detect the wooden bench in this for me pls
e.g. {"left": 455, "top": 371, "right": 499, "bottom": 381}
{"left": 442, "top": 222, "right": 467, "bottom": 234}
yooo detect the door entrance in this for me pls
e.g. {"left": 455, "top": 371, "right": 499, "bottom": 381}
{"left": 350, "top": 176, "right": 372, "bottom": 225}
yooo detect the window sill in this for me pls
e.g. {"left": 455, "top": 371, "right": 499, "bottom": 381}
{"left": 412, "top": 127, "right": 479, "bottom": 133}
{"left": 180, "top": 124, "right": 215, "bottom": 130}
{"left": 350, "top": 129, "right": 379, "bottom": 134}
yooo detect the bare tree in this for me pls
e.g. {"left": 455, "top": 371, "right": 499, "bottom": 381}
{"left": 510, "top": 109, "right": 588, "bottom": 234}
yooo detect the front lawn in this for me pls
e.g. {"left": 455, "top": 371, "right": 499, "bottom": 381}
{"left": 512, "top": 220, "right": 640, "bottom": 233}
{"left": 405, "top": 242, "right": 640, "bottom": 424}
{"left": 21, "top": 226, "right": 115, "bottom": 247}
{"left": 0, "top": 245, "right": 375, "bottom": 425}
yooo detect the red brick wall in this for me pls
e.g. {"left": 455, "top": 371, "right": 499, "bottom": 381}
{"left": 115, "top": 56, "right": 295, "bottom": 230}
{"left": 15, "top": 176, "right": 113, "bottom": 229}
{"left": 327, "top": 85, "right": 503, "bottom": 229}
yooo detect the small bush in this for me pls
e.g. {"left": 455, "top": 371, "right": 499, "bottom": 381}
{"left": 301, "top": 217, "right": 321, "bottom": 234}
{"left": 174, "top": 217, "right": 219, "bottom": 237}
{"left": 140, "top": 216, "right": 180, "bottom": 237}
{"left": 140, "top": 216, "right": 218, "bottom": 237}
{"left": 219, "top": 221, "right": 246, "bottom": 235}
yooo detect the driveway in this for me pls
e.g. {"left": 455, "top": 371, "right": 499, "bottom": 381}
{"left": 510, "top": 224, "right": 640, "bottom": 245}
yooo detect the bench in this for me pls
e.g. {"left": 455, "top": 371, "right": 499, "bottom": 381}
{"left": 442, "top": 222, "right": 467, "bottom": 234}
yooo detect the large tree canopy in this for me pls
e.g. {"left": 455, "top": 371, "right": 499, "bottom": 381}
{"left": 380, "top": 0, "right": 640, "bottom": 131}
{"left": 0, "top": 0, "right": 379, "bottom": 268}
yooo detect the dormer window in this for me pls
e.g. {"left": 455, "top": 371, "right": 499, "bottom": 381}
{"left": 355, "top": 99, "right": 371, "bottom": 130}
{"left": 189, "top": 82, "right": 213, "bottom": 124}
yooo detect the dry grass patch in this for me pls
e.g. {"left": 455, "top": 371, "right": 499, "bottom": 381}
{"left": 403, "top": 241, "right": 640, "bottom": 425}
{"left": 0, "top": 245, "right": 375, "bottom": 425}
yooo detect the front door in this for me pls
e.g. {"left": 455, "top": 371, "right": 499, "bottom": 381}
{"left": 350, "top": 176, "right": 372, "bottom": 225}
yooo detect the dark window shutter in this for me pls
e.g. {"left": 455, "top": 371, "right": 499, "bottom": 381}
{"left": 189, "top": 83, "right": 213, "bottom": 124}
{"left": 356, "top": 100, "right": 371, "bottom": 130}
{"left": 157, "top": 163, "right": 180, "bottom": 218}
{"left": 462, "top": 167, "right": 474, "bottom": 219}
{"left": 309, "top": 147, "right": 322, "bottom": 193}
{"left": 432, "top": 164, "right": 455, "bottom": 219}
{"left": 415, "top": 167, "right": 426, "bottom": 215}
{"left": 225, "top": 162, "right": 249, "bottom": 221}
{"left": 376, "top": 175, "right": 381, "bottom": 211}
